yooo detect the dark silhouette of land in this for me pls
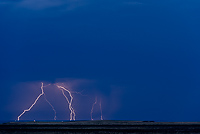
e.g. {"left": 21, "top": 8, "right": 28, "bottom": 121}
{"left": 1, "top": 120, "right": 200, "bottom": 133}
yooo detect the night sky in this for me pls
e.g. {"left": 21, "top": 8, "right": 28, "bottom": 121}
{"left": 0, "top": 0, "right": 200, "bottom": 122}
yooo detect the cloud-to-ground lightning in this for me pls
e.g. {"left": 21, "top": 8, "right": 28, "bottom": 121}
{"left": 91, "top": 97, "right": 97, "bottom": 120}
{"left": 44, "top": 95, "right": 57, "bottom": 120}
{"left": 56, "top": 85, "right": 76, "bottom": 121}
{"left": 100, "top": 99, "right": 103, "bottom": 120}
{"left": 17, "top": 82, "right": 45, "bottom": 121}
{"left": 17, "top": 82, "right": 57, "bottom": 121}
{"left": 42, "top": 84, "right": 57, "bottom": 120}
{"left": 17, "top": 81, "right": 105, "bottom": 121}
{"left": 91, "top": 97, "right": 104, "bottom": 120}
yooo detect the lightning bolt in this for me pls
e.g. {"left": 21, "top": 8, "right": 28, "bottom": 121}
{"left": 44, "top": 96, "right": 57, "bottom": 120}
{"left": 17, "top": 82, "right": 103, "bottom": 121}
{"left": 91, "top": 97, "right": 97, "bottom": 120}
{"left": 56, "top": 85, "right": 76, "bottom": 121}
{"left": 17, "top": 82, "right": 45, "bottom": 121}
{"left": 17, "top": 82, "right": 57, "bottom": 121}
{"left": 100, "top": 99, "right": 103, "bottom": 120}
{"left": 42, "top": 84, "right": 57, "bottom": 120}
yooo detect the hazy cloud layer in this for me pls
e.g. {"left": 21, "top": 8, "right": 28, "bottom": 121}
{"left": 0, "top": 0, "right": 88, "bottom": 10}
{"left": 0, "top": 0, "right": 142, "bottom": 10}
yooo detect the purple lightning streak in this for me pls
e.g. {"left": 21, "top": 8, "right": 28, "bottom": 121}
{"left": 42, "top": 84, "right": 57, "bottom": 120}
{"left": 56, "top": 85, "right": 76, "bottom": 121}
{"left": 100, "top": 99, "right": 103, "bottom": 120}
{"left": 17, "top": 82, "right": 45, "bottom": 121}
{"left": 17, "top": 82, "right": 57, "bottom": 121}
{"left": 44, "top": 96, "right": 57, "bottom": 120}
{"left": 91, "top": 97, "right": 97, "bottom": 120}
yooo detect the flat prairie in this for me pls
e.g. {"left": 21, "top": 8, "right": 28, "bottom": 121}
{"left": 1, "top": 120, "right": 200, "bottom": 134}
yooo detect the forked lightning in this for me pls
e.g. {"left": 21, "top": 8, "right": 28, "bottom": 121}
{"left": 17, "top": 82, "right": 56, "bottom": 121}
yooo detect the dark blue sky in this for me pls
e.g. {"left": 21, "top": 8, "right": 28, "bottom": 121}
{"left": 1, "top": 0, "right": 200, "bottom": 122}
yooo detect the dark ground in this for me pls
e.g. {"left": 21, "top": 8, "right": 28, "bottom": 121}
{"left": 1, "top": 120, "right": 200, "bottom": 134}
